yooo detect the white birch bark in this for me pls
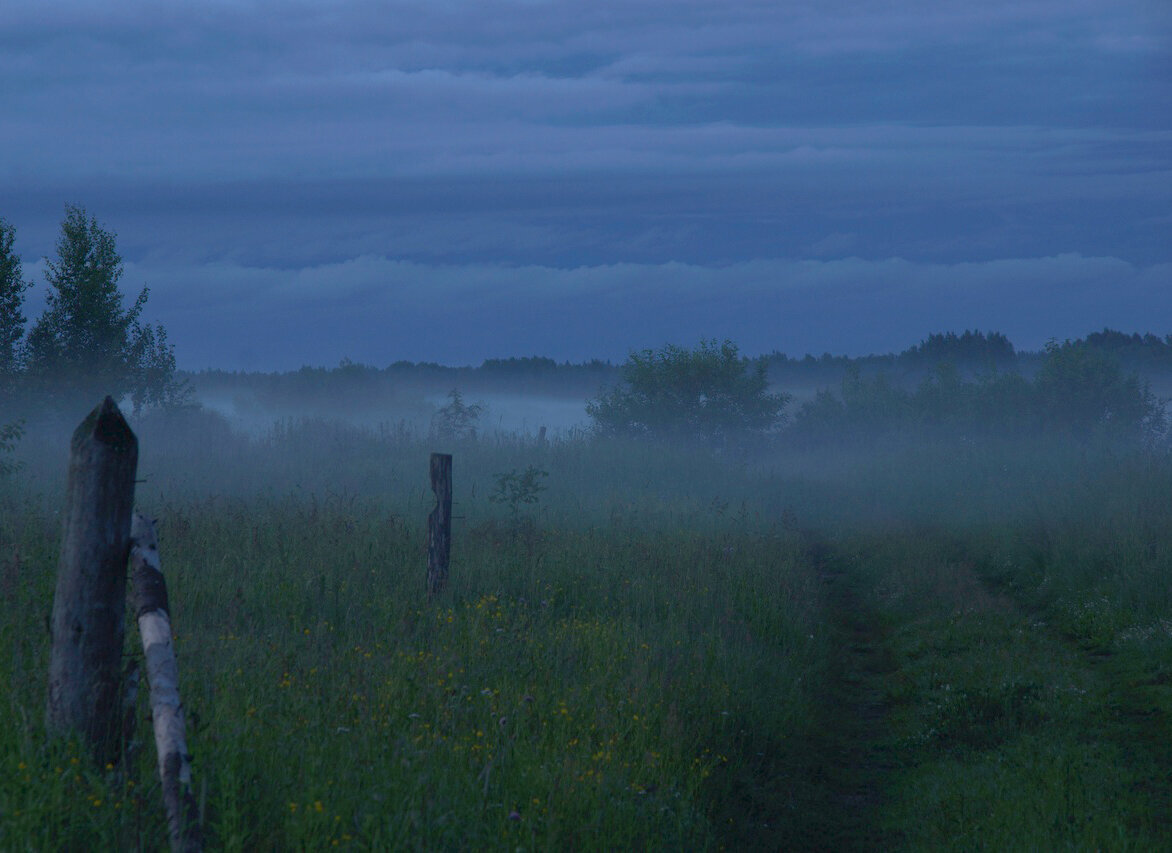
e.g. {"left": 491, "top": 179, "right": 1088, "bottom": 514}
{"left": 131, "top": 512, "right": 202, "bottom": 853}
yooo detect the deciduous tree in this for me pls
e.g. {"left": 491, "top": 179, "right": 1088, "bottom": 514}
{"left": 588, "top": 339, "right": 789, "bottom": 444}
{"left": 1034, "top": 340, "right": 1163, "bottom": 440}
{"left": 26, "top": 205, "right": 186, "bottom": 410}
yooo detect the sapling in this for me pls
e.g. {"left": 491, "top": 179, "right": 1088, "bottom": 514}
{"left": 489, "top": 465, "right": 549, "bottom": 519}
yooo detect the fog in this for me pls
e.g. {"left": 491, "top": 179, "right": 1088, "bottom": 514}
{"left": 2, "top": 1, "right": 1169, "bottom": 842}
{"left": 1, "top": 352, "right": 1163, "bottom": 544}
{"left": 4, "top": 335, "right": 1172, "bottom": 850}
{"left": 436, "top": 392, "right": 589, "bottom": 437}
{"left": 192, "top": 385, "right": 591, "bottom": 440}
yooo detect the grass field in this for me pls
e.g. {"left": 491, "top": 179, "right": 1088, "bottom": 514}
{"left": 2, "top": 409, "right": 1171, "bottom": 849}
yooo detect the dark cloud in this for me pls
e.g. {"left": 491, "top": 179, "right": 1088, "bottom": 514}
{"left": 69, "top": 253, "right": 1161, "bottom": 370}
{"left": 1, "top": 0, "right": 1169, "bottom": 368}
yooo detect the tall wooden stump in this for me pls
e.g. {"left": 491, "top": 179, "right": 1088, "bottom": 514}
{"left": 46, "top": 397, "right": 138, "bottom": 764}
{"left": 427, "top": 453, "right": 452, "bottom": 597}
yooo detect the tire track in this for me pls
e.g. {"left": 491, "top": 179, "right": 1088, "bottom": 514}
{"left": 800, "top": 538, "right": 901, "bottom": 851}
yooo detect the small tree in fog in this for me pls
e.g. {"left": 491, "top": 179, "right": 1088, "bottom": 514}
{"left": 0, "top": 218, "right": 30, "bottom": 395}
{"left": 25, "top": 205, "right": 186, "bottom": 410}
{"left": 490, "top": 465, "right": 549, "bottom": 519}
{"left": 126, "top": 322, "right": 190, "bottom": 412}
{"left": 587, "top": 339, "right": 789, "bottom": 444}
{"left": 432, "top": 389, "right": 484, "bottom": 441}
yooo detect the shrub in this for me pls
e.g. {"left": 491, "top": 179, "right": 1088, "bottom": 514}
{"left": 587, "top": 340, "right": 788, "bottom": 445}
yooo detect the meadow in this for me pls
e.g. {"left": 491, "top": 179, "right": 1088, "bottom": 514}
{"left": 1, "top": 403, "right": 1171, "bottom": 850}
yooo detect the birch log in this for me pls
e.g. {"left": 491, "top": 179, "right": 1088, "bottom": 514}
{"left": 130, "top": 513, "right": 202, "bottom": 853}
{"left": 46, "top": 396, "right": 137, "bottom": 764}
{"left": 426, "top": 453, "right": 453, "bottom": 596}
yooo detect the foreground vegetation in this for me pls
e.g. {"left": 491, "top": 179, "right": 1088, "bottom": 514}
{"left": 4, "top": 205, "right": 1170, "bottom": 847}
{"left": 1, "top": 416, "right": 827, "bottom": 849}
{"left": 1, "top": 404, "right": 1171, "bottom": 849}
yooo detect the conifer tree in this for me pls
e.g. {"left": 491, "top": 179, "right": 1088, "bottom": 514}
{"left": 0, "top": 217, "right": 30, "bottom": 394}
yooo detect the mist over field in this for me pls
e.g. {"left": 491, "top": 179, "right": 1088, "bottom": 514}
{"left": 193, "top": 385, "right": 592, "bottom": 439}
{"left": 3, "top": 0, "right": 1171, "bottom": 847}
{"left": 171, "top": 329, "right": 1172, "bottom": 448}
{"left": 4, "top": 325, "right": 1172, "bottom": 848}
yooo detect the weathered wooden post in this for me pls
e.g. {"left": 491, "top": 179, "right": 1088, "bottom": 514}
{"left": 46, "top": 396, "right": 138, "bottom": 765}
{"left": 130, "top": 513, "right": 202, "bottom": 853}
{"left": 427, "top": 453, "right": 452, "bottom": 596}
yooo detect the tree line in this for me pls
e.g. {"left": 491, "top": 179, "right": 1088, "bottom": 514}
{"left": 2, "top": 206, "right": 1166, "bottom": 453}
{"left": 0, "top": 206, "right": 185, "bottom": 413}
{"left": 589, "top": 338, "right": 1166, "bottom": 448}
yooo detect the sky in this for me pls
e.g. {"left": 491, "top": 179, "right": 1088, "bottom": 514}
{"left": 1, "top": 0, "right": 1169, "bottom": 371}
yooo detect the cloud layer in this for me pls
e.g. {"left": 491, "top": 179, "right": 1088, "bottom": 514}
{"left": 2, "top": 0, "right": 1169, "bottom": 368}
{"left": 39, "top": 253, "right": 1158, "bottom": 370}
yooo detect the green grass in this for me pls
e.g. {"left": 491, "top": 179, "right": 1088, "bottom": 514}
{"left": 0, "top": 435, "right": 831, "bottom": 849}
{"left": 2, "top": 412, "right": 1172, "bottom": 849}
{"left": 836, "top": 532, "right": 1172, "bottom": 849}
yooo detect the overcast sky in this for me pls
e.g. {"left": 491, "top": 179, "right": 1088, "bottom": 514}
{"left": 2, "top": 0, "right": 1169, "bottom": 370}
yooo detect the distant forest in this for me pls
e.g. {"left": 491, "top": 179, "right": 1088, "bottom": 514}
{"left": 173, "top": 328, "right": 1172, "bottom": 450}
{"left": 187, "top": 328, "right": 1172, "bottom": 399}
{"left": 5, "top": 208, "right": 1170, "bottom": 420}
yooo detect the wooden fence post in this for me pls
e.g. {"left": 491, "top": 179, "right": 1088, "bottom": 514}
{"left": 427, "top": 453, "right": 452, "bottom": 597}
{"left": 46, "top": 396, "right": 138, "bottom": 765}
{"left": 130, "top": 513, "right": 202, "bottom": 853}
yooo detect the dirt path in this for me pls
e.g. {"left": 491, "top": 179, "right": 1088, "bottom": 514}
{"left": 744, "top": 525, "right": 1172, "bottom": 849}
{"left": 799, "top": 538, "right": 902, "bottom": 850}
{"left": 705, "top": 536, "right": 901, "bottom": 851}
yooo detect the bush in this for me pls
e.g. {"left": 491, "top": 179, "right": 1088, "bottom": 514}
{"left": 587, "top": 340, "right": 789, "bottom": 445}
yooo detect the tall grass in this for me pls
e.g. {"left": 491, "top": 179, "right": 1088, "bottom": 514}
{"left": 3, "top": 407, "right": 1171, "bottom": 848}
{"left": 0, "top": 412, "right": 832, "bottom": 849}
